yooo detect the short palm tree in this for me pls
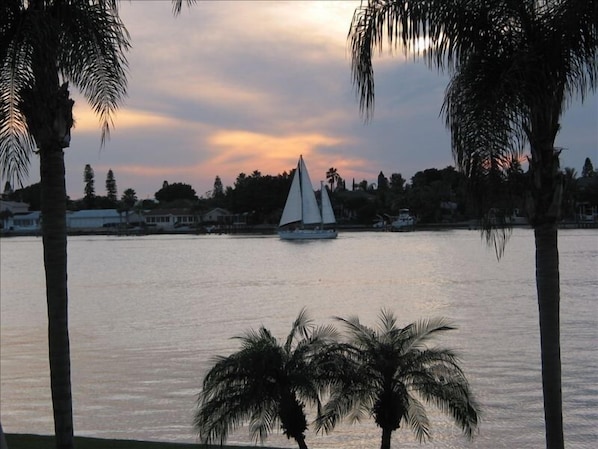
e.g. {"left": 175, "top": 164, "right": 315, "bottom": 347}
{"left": 195, "top": 309, "right": 342, "bottom": 449}
{"left": 317, "top": 311, "right": 479, "bottom": 449}
{"left": 348, "top": 2, "right": 597, "bottom": 448}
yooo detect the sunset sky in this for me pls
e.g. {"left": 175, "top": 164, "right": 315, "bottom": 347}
{"left": 19, "top": 1, "right": 598, "bottom": 200}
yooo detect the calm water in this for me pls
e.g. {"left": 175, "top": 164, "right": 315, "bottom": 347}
{"left": 1, "top": 229, "right": 597, "bottom": 448}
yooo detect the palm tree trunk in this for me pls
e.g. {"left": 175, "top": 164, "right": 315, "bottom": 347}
{"left": 534, "top": 224, "right": 563, "bottom": 449}
{"left": 293, "top": 435, "right": 309, "bottom": 449}
{"left": 40, "top": 145, "right": 74, "bottom": 449}
{"left": 380, "top": 427, "right": 392, "bottom": 449}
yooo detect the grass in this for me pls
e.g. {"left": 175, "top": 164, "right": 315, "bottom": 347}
{"left": 5, "top": 434, "right": 284, "bottom": 449}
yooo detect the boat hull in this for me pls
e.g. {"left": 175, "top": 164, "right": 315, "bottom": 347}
{"left": 278, "top": 229, "right": 338, "bottom": 240}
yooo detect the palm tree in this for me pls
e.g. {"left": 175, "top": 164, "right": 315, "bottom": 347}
{"left": 317, "top": 311, "right": 479, "bottom": 449}
{"left": 326, "top": 167, "right": 339, "bottom": 192}
{"left": 348, "top": 2, "right": 597, "bottom": 448}
{"left": 1, "top": 2, "right": 194, "bottom": 448}
{"left": 195, "top": 309, "right": 342, "bottom": 449}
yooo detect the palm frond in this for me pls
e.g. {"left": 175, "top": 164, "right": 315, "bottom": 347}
{"left": 0, "top": 41, "right": 35, "bottom": 181}
{"left": 248, "top": 404, "right": 278, "bottom": 443}
{"left": 284, "top": 307, "right": 312, "bottom": 353}
{"left": 403, "top": 317, "right": 455, "bottom": 352}
{"left": 56, "top": 0, "right": 130, "bottom": 144}
{"left": 172, "top": 0, "right": 197, "bottom": 16}
{"left": 405, "top": 395, "right": 431, "bottom": 443}
{"left": 0, "top": 5, "right": 37, "bottom": 183}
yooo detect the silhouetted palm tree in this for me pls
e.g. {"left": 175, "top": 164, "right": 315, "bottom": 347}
{"left": 317, "top": 311, "right": 479, "bottom": 449}
{"left": 195, "top": 309, "right": 342, "bottom": 449}
{"left": 348, "top": 2, "right": 596, "bottom": 447}
{"left": 1, "top": 2, "right": 194, "bottom": 448}
{"left": 326, "top": 167, "right": 339, "bottom": 192}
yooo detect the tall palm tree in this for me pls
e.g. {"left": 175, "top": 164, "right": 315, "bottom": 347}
{"left": 348, "top": 2, "right": 597, "bottom": 448}
{"left": 1, "top": 2, "right": 194, "bottom": 448}
{"left": 195, "top": 309, "right": 342, "bottom": 449}
{"left": 317, "top": 311, "right": 479, "bottom": 449}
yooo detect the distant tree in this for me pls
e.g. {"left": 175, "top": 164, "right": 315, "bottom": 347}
{"left": 377, "top": 171, "right": 388, "bottom": 190}
{"left": 227, "top": 171, "right": 292, "bottom": 224}
{"left": 3, "top": 181, "right": 13, "bottom": 196}
{"left": 561, "top": 167, "right": 578, "bottom": 220}
{"left": 120, "top": 188, "right": 137, "bottom": 226}
{"left": 389, "top": 173, "right": 406, "bottom": 193}
{"left": 83, "top": 164, "right": 95, "bottom": 207}
{"left": 121, "top": 188, "right": 137, "bottom": 209}
{"left": 326, "top": 167, "right": 339, "bottom": 191}
{"left": 212, "top": 176, "right": 224, "bottom": 199}
{"left": 105, "top": 169, "right": 117, "bottom": 203}
{"left": 8, "top": 183, "right": 42, "bottom": 210}
{"left": 582, "top": 158, "right": 595, "bottom": 178}
{"left": 155, "top": 182, "right": 197, "bottom": 203}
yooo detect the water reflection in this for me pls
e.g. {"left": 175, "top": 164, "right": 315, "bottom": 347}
{"left": 1, "top": 230, "right": 597, "bottom": 447}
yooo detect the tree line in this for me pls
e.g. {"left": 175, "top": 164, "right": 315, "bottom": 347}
{"left": 5, "top": 157, "right": 597, "bottom": 226}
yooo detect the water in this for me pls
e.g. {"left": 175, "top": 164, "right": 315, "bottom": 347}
{"left": 1, "top": 229, "right": 597, "bottom": 448}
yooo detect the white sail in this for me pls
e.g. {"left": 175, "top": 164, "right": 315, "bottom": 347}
{"left": 320, "top": 182, "right": 336, "bottom": 225}
{"left": 299, "top": 156, "right": 322, "bottom": 225}
{"left": 279, "top": 161, "right": 302, "bottom": 227}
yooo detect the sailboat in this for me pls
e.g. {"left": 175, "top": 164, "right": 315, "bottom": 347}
{"left": 278, "top": 155, "right": 338, "bottom": 240}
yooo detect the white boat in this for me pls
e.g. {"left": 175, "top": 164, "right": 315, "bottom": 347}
{"left": 391, "top": 209, "right": 415, "bottom": 231}
{"left": 278, "top": 156, "right": 338, "bottom": 240}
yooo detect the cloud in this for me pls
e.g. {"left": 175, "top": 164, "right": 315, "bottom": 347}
{"left": 9, "top": 1, "right": 595, "bottom": 201}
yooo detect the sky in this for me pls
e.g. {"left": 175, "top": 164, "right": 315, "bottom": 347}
{"left": 14, "top": 0, "right": 598, "bottom": 200}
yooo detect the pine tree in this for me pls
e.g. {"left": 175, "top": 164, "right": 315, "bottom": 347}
{"left": 582, "top": 158, "right": 595, "bottom": 178}
{"left": 84, "top": 164, "right": 95, "bottom": 208}
{"left": 106, "top": 169, "right": 117, "bottom": 203}
{"left": 212, "top": 176, "right": 224, "bottom": 199}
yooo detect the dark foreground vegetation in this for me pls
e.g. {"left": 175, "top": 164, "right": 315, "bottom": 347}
{"left": 5, "top": 434, "right": 282, "bottom": 449}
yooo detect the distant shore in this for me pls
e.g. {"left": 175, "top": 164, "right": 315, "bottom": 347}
{"left": 1, "top": 219, "right": 596, "bottom": 238}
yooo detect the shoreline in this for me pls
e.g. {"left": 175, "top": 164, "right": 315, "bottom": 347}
{"left": 1, "top": 220, "right": 596, "bottom": 238}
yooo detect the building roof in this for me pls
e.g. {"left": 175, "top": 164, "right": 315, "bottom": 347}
{"left": 68, "top": 209, "right": 121, "bottom": 219}
{"left": 144, "top": 208, "right": 195, "bottom": 217}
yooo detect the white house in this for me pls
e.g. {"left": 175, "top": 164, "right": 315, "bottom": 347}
{"left": 67, "top": 209, "right": 123, "bottom": 229}
{"left": 6, "top": 211, "right": 41, "bottom": 231}
{"left": 144, "top": 209, "right": 198, "bottom": 230}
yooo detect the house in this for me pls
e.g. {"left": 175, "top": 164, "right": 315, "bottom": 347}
{"left": 1, "top": 200, "right": 32, "bottom": 230}
{"left": 67, "top": 209, "right": 123, "bottom": 229}
{"left": 202, "top": 208, "right": 232, "bottom": 224}
{"left": 144, "top": 209, "right": 198, "bottom": 230}
{"left": 5, "top": 211, "right": 41, "bottom": 231}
